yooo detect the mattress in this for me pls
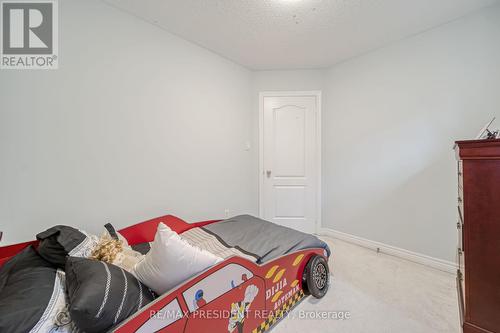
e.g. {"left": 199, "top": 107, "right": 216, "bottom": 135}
{"left": 191, "top": 215, "right": 331, "bottom": 264}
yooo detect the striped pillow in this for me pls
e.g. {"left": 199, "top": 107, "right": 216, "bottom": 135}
{"left": 65, "top": 257, "right": 156, "bottom": 333}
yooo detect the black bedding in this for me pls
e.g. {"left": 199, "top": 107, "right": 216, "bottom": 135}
{"left": 202, "top": 215, "right": 331, "bottom": 263}
{"left": 0, "top": 246, "right": 70, "bottom": 333}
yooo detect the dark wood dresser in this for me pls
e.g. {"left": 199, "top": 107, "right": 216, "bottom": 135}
{"left": 455, "top": 139, "right": 500, "bottom": 333}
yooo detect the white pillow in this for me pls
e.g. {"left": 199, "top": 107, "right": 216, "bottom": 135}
{"left": 133, "top": 223, "right": 222, "bottom": 294}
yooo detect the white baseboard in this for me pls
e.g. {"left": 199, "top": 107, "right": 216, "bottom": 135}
{"left": 319, "top": 228, "right": 457, "bottom": 274}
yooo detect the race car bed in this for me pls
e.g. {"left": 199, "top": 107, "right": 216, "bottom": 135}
{"left": 0, "top": 214, "right": 331, "bottom": 333}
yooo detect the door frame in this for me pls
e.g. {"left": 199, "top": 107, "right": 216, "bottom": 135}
{"left": 258, "top": 91, "right": 322, "bottom": 234}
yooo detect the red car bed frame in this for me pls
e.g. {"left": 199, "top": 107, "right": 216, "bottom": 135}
{"left": 0, "top": 215, "right": 331, "bottom": 333}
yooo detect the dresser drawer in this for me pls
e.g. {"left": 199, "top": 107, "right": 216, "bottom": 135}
{"left": 457, "top": 206, "right": 464, "bottom": 257}
{"left": 457, "top": 270, "right": 465, "bottom": 326}
{"left": 458, "top": 194, "right": 464, "bottom": 217}
{"left": 457, "top": 246, "right": 465, "bottom": 275}
{"left": 458, "top": 161, "right": 464, "bottom": 210}
{"left": 458, "top": 183, "right": 463, "bottom": 205}
{"left": 457, "top": 205, "right": 464, "bottom": 226}
{"left": 457, "top": 248, "right": 465, "bottom": 312}
{"left": 457, "top": 219, "right": 463, "bottom": 253}
{"left": 458, "top": 161, "right": 463, "bottom": 188}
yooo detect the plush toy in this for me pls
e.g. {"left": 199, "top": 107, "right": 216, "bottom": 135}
{"left": 90, "top": 236, "right": 124, "bottom": 263}
{"left": 91, "top": 233, "right": 144, "bottom": 273}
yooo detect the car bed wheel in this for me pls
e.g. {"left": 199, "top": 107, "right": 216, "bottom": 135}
{"left": 302, "top": 255, "right": 329, "bottom": 299}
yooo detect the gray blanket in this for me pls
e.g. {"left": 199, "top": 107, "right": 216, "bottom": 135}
{"left": 202, "top": 215, "right": 331, "bottom": 264}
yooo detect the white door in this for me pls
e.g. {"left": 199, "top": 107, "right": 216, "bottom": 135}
{"left": 260, "top": 93, "right": 320, "bottom": 234}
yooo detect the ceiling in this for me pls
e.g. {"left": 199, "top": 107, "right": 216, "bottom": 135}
{"left": 104, "top": 0, "right": 498, "bottom": 70}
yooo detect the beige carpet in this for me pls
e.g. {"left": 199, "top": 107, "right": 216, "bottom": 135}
{"left": 273, "top": 237, "right": 459, "bottom": 333}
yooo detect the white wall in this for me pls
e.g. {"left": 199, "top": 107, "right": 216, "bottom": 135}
{"left": 251, "top": 70, "right": 324, "bottom": 93}
{"left": 322, "top": 5, "right": 500, "bottom": 261}
{"left": 0, "top": 0, "right": 255, "bottom": 244}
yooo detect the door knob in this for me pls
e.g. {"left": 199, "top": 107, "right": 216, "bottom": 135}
{"left": 266, "top": 170, "right": 272, "bottom": 177}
